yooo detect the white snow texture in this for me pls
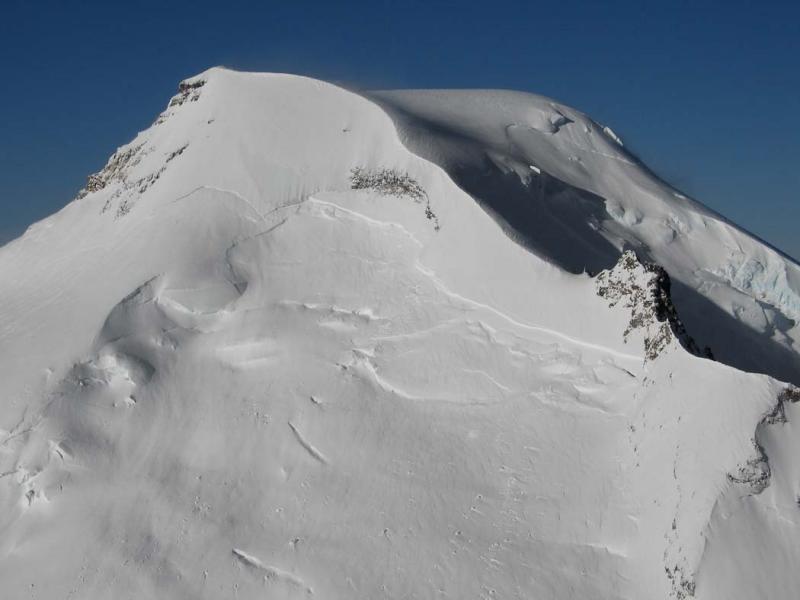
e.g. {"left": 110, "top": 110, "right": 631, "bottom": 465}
{"left": 0, "top": 68, "right": 798, "bottom": 599}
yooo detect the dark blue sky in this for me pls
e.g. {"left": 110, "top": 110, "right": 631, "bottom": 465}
{"left": 2, "top": 0, "right": 798, "bottom": 259}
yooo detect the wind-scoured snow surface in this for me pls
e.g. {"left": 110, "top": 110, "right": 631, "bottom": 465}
{"left": 0, "top": 68, "right": 798, "bottom": 599}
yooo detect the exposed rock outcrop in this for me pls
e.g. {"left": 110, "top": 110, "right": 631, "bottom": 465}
{"left": 596, "top": 251, "right": 712, "bottom": 361}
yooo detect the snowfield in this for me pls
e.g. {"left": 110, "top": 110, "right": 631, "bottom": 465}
{"left": 0, "top": 68, "right": 798, "bottom": 599}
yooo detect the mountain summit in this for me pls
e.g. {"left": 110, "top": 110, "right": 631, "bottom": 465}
{"left": 1, "top": 68, "right": 798, "bottom": 599}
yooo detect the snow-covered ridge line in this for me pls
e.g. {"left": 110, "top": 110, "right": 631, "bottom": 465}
{"left": 12, "top": 66, "right": 800, "bottom": 385}
{"left": 42, "top": 66, "right": 800, "bottom": 385}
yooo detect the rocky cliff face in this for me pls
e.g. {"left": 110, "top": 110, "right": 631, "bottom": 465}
{"left": 596, "top": 250, "right": 711, "bottom": 361}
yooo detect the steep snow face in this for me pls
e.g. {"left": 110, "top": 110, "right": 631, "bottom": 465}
{"left": 0, "top": 69, "right": 799, "bottom": 599}
{"left": 370, "top": 89, "right": 800, "bottom": 385}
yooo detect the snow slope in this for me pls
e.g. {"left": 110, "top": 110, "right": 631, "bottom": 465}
{"left": 370, "top": 89, "right": 800, "bottom": 385}
{"left": 0, "top": 68, "right": 798, "bottom": 599}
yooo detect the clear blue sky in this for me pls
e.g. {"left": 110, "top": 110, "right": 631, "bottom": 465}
{"left": 2, "top": 0, "right": 798, "bottom": 259}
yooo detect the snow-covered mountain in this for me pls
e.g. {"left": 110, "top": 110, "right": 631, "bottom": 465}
{"left": 0, "top": 68, "right": 798, "bottom": 599}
